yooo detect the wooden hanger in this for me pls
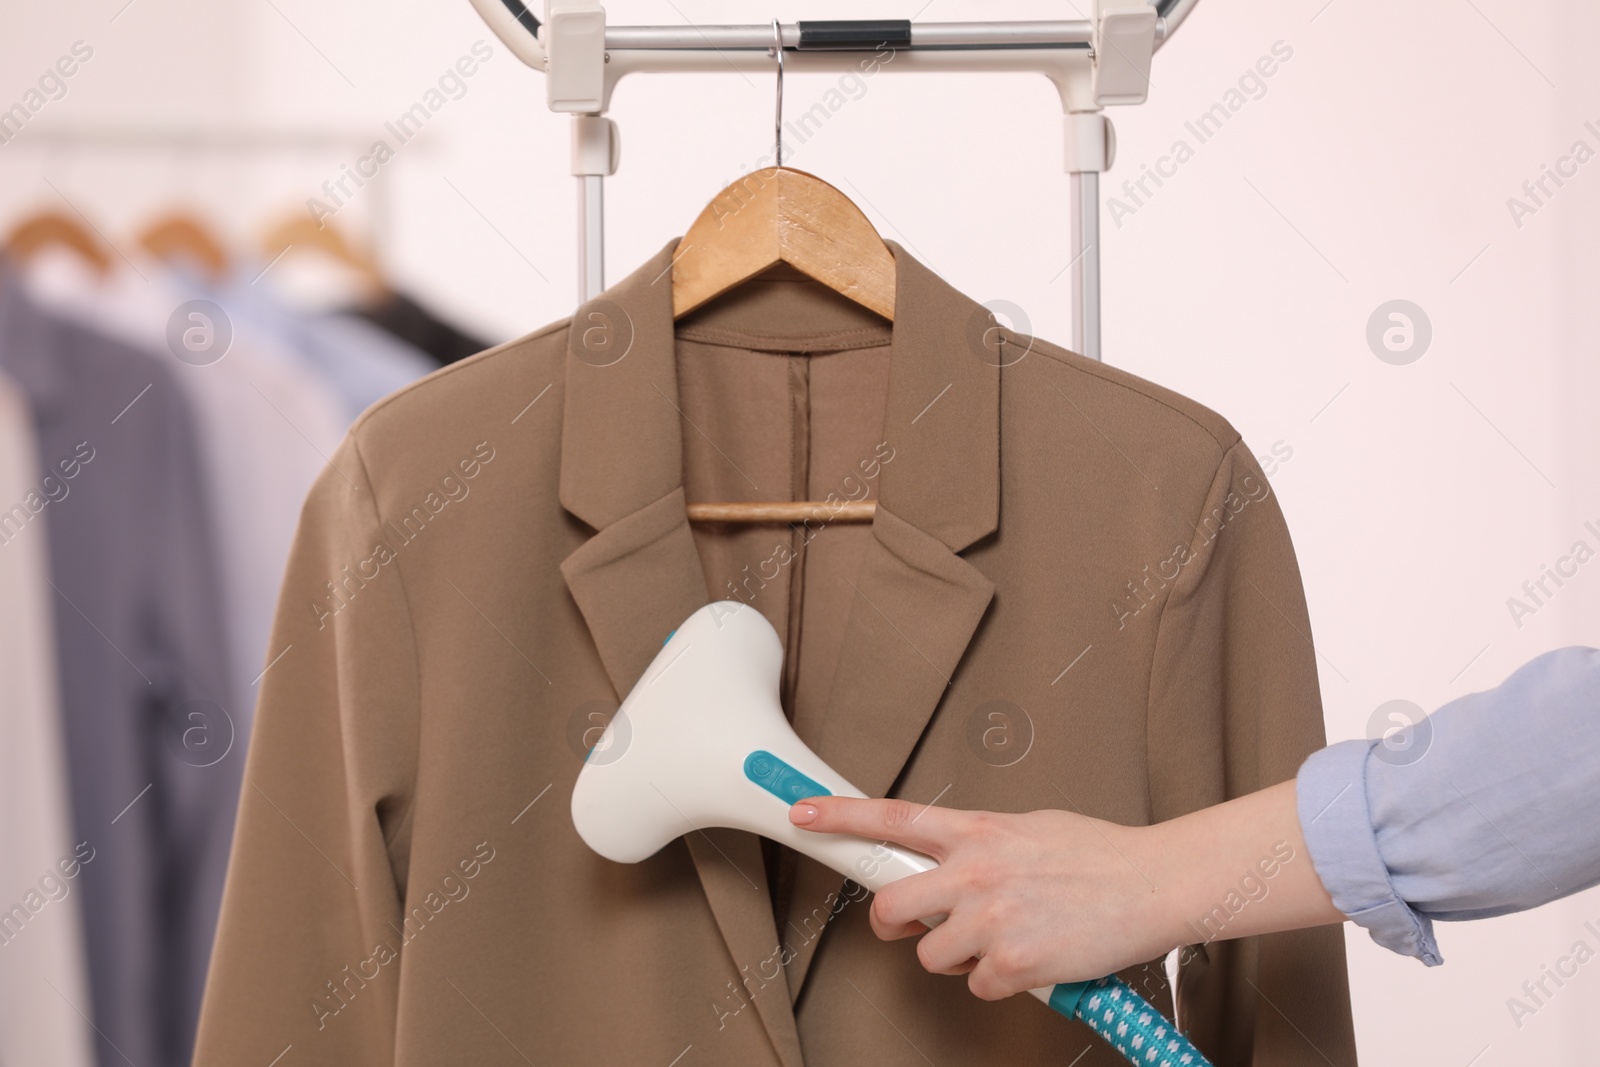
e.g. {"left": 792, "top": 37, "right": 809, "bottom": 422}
{"left": 675, "top": 173, "right": 891, "bottom": 527}
{"left": 137, "top": 211, "right": 230, "bottom": 281}
{"left": 677, "top": 25, "right": 889, "bottom": 526}
{"left": 258, "top": 213, "right": 386, "bottom": 294}
{"left": 3, "top": 210, "right": 113, "bottom": 276}
{"left": 671, "top": 166, "right": 896, "bottom": 321}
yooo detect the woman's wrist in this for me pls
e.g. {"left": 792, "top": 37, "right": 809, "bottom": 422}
{"left": 1123, "top": 782, "right": 1345, "bottom": 953}
{"left": 1125, "top": 817, "right": 1217, "bottom": 956}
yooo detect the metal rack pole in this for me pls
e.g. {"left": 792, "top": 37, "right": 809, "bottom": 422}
{"left": 1071, "top": 172, "right": 1101, "bottom": 360}
{"left": 577, "top": 174, "right": 603, "bottom": 302}
{"left": 599, "top": 22, "right": 1095, "bottom": 49}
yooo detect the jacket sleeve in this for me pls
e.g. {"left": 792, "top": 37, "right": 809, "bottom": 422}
{"left": 1144, "top": 439, "right": 1358, "bottom": 1067}
{"left": 193, "top": 433, "right": 420, "bottom": 1066}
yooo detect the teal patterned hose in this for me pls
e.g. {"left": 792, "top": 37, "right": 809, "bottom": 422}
{"left": 1047, "top": 976, "right": 1212, "bottom": 1066}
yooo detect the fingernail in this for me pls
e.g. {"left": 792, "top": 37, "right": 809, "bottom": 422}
{"left": 790, "top": 803, "right": 818, "bottom": 825}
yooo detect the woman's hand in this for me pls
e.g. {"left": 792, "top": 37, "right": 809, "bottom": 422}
{"left": 788, "top": 797, "right": 1181, "bottom": 999}
{"left": 788, "top": 780, "right": 1340, "bottom": 1000}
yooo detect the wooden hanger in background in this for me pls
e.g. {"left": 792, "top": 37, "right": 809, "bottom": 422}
{"left": 258, "top": 213, "right": 386, "bottom": 295}
{"left": 137, "top": 211, "right": 230, "bottom": 281}
{"left": 3, "top": 210, "right": 113, "bottom": 276}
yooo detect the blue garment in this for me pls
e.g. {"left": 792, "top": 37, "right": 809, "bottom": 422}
{"left": 1297, "top": 647, "right": 1600, "bottom": 965}
{"left": 207, "top": 275, "right": 434, "bottom": 421}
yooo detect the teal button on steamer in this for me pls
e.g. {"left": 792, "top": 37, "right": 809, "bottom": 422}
{"left": 743, "top": 749, "right": 832, "bottom": 803}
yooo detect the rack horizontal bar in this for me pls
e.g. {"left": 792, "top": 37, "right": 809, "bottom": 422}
{"left": 601, "top": 20, "right": 1117, "bottom": 51}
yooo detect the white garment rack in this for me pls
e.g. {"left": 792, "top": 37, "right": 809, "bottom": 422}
{"left": 468, "top": 0, "right": 1200, "bottom": 362}
{"left": 0, "top": 125, "right": 440, "bottom": 265}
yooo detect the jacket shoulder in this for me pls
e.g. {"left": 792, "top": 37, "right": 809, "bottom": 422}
{"left": 1019, "top": 331, "right": 1243, "bottom": 460}
{"left": 344, "top": 317, "right": 571, "bottom": 468}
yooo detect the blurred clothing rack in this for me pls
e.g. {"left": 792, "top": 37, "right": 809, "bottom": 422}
{"left": 0, "top": 125, "right": 441, "bottom": 264}
{"left": 6, "top": 126, "right": 405, "bottom": 151}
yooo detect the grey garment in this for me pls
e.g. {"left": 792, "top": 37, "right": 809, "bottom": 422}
{"left": 0, "top": 268, "right": 240, "bottom": 1067}
{"left": 1297, "top": 646, "right": 1600, "bottom": 965}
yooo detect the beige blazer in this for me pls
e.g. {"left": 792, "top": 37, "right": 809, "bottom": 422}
{"left": 194, "top": 242, "right": 1355, "bottom": 1066}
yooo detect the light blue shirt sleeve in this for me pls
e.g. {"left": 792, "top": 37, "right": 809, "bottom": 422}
{"left": 210, "top": 275, "right": 435, "bottom": 421}
{"left": 1296, "top": 646, "right": 1600, "bottom": 965}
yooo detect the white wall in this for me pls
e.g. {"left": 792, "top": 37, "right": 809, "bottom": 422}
{"left": 5, "top": 1, "right": 1598, "bottom": 1063}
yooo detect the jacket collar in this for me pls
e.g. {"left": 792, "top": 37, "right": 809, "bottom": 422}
{"left": 558, "top": 238, "right": 1001, "bottom": 1061}
{"left": 558, "top": 238, "right": 999, "bottom": 555}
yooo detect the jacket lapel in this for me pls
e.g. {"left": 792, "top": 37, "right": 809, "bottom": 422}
{"left": 556, "top": 244, "right": 805, "bottom": 1067}
{"left": 812, "top": 245, "right": 1001, "bottom": 798}
{"left": 784, "top": 248, "right": 1002, "bottom": 999}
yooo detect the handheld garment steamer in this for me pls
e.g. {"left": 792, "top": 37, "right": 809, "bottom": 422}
{"left": 572, "top": 601, "right": 1212, "bottom": 1067}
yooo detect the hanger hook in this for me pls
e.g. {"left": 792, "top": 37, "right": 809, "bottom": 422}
{"left": 771, "top": 18, "right": 784, "bottom": 168}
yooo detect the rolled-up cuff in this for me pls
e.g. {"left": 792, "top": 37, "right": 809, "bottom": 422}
{"left": 1297, "top": 739, "right": 1443, "bottom": 966}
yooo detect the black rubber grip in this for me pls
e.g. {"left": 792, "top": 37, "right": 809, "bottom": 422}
{"left": 499, "top": 0, "right": 541, "bottom": 36}
{"left": 795, "top": 20, "right": 911, "bottom": 51}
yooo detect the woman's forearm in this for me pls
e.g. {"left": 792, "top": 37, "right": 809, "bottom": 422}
{"left": 791, "top": 779, "right": 1347, "bottom": 994}
{"left": 1135, "top": 780, "right": 1345, "bottom": 950}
